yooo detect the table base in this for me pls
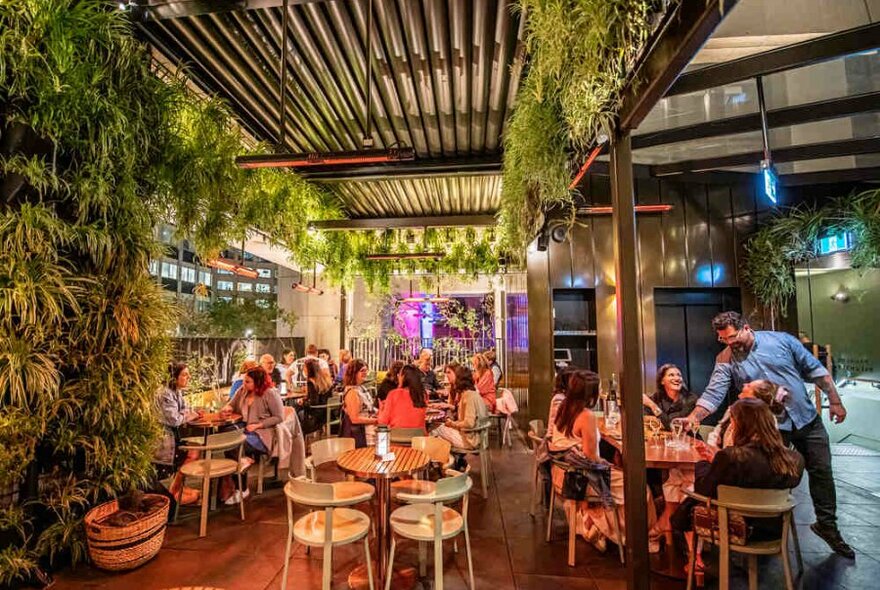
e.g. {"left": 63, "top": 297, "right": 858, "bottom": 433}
{"left": 348, "top": 564, "right": 417, "bottom": 590}
{"left": 649, "top": 535, "right": 688, "bottom": 580}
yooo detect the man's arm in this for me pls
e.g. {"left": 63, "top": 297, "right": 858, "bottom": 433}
{"left": 688, "top": 361, "right": 733, "bottom": 424}
{"left": 814, "top": 374, "right": 847, "bottom": 423}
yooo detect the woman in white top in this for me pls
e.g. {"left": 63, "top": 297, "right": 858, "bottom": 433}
{"left": 547, "top": 369, "right": 579, "bottom": 451}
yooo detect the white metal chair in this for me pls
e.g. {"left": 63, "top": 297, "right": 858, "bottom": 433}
{"left": 390, "top": 427, "right": 426, "bottom": 445}
{"left": 176, "top": 431, "right": 248, "bottom": 537}
{"left": 451, "top": 421, "right": 491, "bottom": 498}
{"left": 527, "top": 419, "right": 546, "bottom": 517}
{"left": 390, "top": 437, "right": 453, "bottom": 501}
{"left": 546, "top": 459, "right": 624, "bottom": 566}
{"left": 684, "top": 485, "right": 803, "bottom": 590}
{"left": 304, "top": 437, "right": 374, "bottom": 493}
{"left": 281, "top": 477, "right": 375, "bottom": 590}
{"left": 386, "top": 470, "right": 475, "bottom": 590}
{"left": 492, "top": 388, "right": 519, "bottom": 447}
{"left": 311, "top": 395, "right": 343, "bottom": 437}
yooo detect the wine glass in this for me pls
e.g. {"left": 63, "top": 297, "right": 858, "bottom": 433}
{"left": 648, "top": 417, "right": 663, "bottom": 445}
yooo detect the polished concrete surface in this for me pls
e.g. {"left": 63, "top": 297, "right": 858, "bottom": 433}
{"left": 55, "top": 434, "right": 880, "bottom": 590}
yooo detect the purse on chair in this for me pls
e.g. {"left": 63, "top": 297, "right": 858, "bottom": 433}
{"left": 561, "top": 469, "right": 589, "bottom": 500}
{"left": 692, "top": 504, "right": 751, "bottom": 545}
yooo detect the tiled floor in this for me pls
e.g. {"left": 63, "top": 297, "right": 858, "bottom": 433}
{"left": 54, "top": 435, "right": 880, "bottom": 590}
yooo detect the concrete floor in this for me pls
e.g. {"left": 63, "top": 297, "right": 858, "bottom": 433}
{"left": 54, "top": 434, "right": 880, "bottom": 590}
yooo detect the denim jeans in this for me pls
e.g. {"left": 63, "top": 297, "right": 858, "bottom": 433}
{"left": 782, "top": 415, "right": 837, "bottom": 529}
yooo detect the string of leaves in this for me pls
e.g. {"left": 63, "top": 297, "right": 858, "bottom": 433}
{"left": 742, "top": 189, "right": 880, "bottom": 321}
{"left": 500, "top": 0, "right": 664, "bottom": 257}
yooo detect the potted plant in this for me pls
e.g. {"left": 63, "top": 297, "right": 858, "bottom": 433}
{"left": 83, "top": 489, "right": 170, "bottom": 571}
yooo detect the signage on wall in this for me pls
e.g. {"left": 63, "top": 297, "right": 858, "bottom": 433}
{"left": 817, "top": 231, "right": 853, "bottom": 256}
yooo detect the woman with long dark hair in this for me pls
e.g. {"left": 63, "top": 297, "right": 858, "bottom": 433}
{"left": 377, "top": 360, "right": 405, "bottom": 403}
{"left": 296, "top": 358, "right": 333, "bottom": 436}
{"left": 340, "top": 359, "right": 377, "bottom": 447}
{"left": 643, "top": 364, "right": 698, "bottom": 429}
{"left": 220, "top": 366, "right": 284, "bottom": 504}
{"left": 707, "top": 378, "right": 788, "bottom": 448}
{"left": 673, "top": 398, "right": 804, "bottom": 580}
{"left": 377, "top": 364, "right": 427, "bottom": 431}
{"left": 432, "top": 365, "right": 488, "bottom": 450}
{"left": 553, "top": 370, "right": 657, "bottom": 552}
{"left": 547, "top": 368, "right": 578, "bottom": 451}
{"left": 155, "top": 362, "right": 202, "bottom": 505}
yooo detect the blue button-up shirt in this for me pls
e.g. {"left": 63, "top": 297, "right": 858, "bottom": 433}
{"left": 697, "top": 331, "right": 829, "bottom": 430}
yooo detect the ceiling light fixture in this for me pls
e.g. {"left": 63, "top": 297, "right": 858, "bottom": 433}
{"left": 205, "top": 257, "right": 259, "bottom": 279}
{"left": 756, "top": 76, "right": 779, "bottom": 205}
{"left": 365, "top": 252, "right": 445, "bottom": 261}
{"left": 578, "top": 204, "right": 673, "bottom": 215}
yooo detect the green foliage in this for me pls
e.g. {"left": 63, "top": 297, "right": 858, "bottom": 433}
{"left": 500, "top": 0, "right": 663, "bottom": 255}
{"left": 178, "top": 299, "right": 297, "bottom": 338}
{"left": 743, "top": 189, "right": 880, "bottom": 318}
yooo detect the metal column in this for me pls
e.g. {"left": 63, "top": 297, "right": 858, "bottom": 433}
{"left": 609, "top": 132, "right": 650, "bottom": 590}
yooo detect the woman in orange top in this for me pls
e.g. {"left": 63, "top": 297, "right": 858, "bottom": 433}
{"left": 472, "top": 353, "right": 496, "bottom": 412}
{"left": 378, "top": 365, "right": 427, "bottom": 431}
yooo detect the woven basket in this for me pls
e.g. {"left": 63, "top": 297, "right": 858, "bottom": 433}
{"left": 85, "top": 494, "right": 170, "bottom": 571}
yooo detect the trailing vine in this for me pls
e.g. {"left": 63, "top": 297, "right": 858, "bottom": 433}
{"left": 500, "top": 0, "right": 666, "bottom": 257}
{"left": 742, "top": 189, "right": 880, "bottom": 323}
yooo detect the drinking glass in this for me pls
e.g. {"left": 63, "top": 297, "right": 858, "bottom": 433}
{"left": 670, "top": 417, "right": 690, "bottom": 449}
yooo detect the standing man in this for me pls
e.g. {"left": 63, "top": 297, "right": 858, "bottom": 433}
{"left": 416, "top": 348, "right": 439, "bottom": 398}
{"left": 689, "top": 311, "right": 853, "bottom": 558}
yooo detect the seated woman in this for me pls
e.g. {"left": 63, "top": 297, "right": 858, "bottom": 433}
{"left": 547, "top": 369, "right": 579, "bottom": 452}
{"left": 642, "top": 364, "right": 699, "bottom": 537}
{"left": 340, "top": 359, "right": 377, "bottom": 447}
{"left": 155, "top": 362, "right": 202, "bottom": 505}
{"left": 378, "top": 365, "right": 427, "bottom": 431}
{"left": 297, "top": 358, "right": 334, "bottom": 436}
{"left": 707, "top": 379, "right": 788, "bottom": 448}
{"left": 672, "top": 398, "right": 804, "bottom": 580}
{"left": 472, "top": 353, "right": 496, "bottom": 412}
{"left": 229, "top": 359, "right": 259, "bottom": 399}
{"left": 552, "top": 370, "right": 657, "bottom": 552}
{"left": 432, "top": 365, "right": 488, "bottom": 450}
{"left": 220, "top": 366, "right": 285, "bottom": 504}
{"left": 376, "top": 360, "right": 404, "bottom": 404}
{"left": 642, "top": 364, "right": 698, "bottom": 428}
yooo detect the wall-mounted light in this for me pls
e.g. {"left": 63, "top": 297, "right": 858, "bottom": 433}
{"left": 831, "top": 288, "right": 850, "bottom": 303}
{"left": 577, "top": 204, "right": 673, "bottom": 215}
{"left": 205, "top": 257, "right": 259, "bottom": 279}
{"left": 291, "top": 266, "right": 323, "bottom": 295}
{"left": 365, "top": 252, "right": 445, "bottom": 261}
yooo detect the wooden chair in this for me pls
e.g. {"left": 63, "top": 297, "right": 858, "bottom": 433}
{"left": 450, "top": 421, "right": 491, "bottom": 498}
{"left": 546, "top": 459, "right": 624, "bottom": 566}
{"left": 684, "top": 486, "right": 803, "bottom": 590}
{"left": 281, "top": 477, "right": 375, "bottom": 590}
{"left": 390, "top": 436, "right": 453, "bottom": 501}
{"left": 176, "top": 431, "right": 248, "bottom": 537}
{"left": 390, "top": 427, "right": 426, "bottom": 445}
{"left": 527, "top": 419, "right": 546, "bottom": 517}
{"left": 386, "top": 470, "right": 475, "bottom": 590}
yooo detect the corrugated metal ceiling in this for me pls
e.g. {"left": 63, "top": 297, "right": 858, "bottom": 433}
{"left": 140, "top": 0, "right": 525, "bottom": 219}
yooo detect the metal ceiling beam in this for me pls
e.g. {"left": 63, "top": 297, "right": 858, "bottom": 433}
{"left": 136, "top": 0, "right": 322, "bottom": 20}
{"left": 780, "top": 166, "right": 880, "bottom": 187}
{"left": 618, "top": 0, "right": 739, "bottom": 132}
{"left": 297, "top": 155, "right": 503, "bottom": 181}
{"left": 650, "top": 136, "right": 880, "bottom": 176}
{"left": 310, "top": 215, "right": 497, "bottom": 231}
{"left": 632, "top": 91, "right": 880, "bottom": 149}
{"left": 667, "top": 22, "right": 880, "bottom": 97}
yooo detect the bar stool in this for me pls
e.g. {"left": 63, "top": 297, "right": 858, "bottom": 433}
{"left": 281, "top": 477, "right": 375, "bottom": 590}
{"left": 386, "top": 470, "right": 475, "bottom": 590}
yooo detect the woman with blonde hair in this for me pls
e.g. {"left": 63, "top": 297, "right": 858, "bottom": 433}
{"left": 472, "top": 352, "right": 496, "bottom": 412}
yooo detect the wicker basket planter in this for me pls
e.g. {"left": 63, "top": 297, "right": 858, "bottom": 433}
{"left": 84, "top": 494, "right": 170, "bottom": 571}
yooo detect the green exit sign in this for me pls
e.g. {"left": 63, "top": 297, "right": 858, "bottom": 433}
{"left": 818, "top": 231, "right": 852, "bottom": 256}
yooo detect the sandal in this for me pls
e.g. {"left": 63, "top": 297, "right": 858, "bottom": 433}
{"left": 179, "top": 487, "right": 201, "bottom": 506}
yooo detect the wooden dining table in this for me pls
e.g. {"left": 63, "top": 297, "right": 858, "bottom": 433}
{"left": 337, "top": 445, "right": 431, "bottom": 590}
{"left": 188, "top": 412, "right": 242, "bottom": 444}
{"left": 597, "top": 416, "right": 706, "bottom": 579}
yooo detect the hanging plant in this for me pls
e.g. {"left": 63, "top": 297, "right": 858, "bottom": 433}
{"left": 742, "top": 189, "right": 880, "bottom": 323}
{"left": 499, "top": 0, "right": 665, "bottom": 257}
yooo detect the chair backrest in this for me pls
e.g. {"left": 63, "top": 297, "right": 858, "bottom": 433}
{"left": 717, "top": 485, "right": 794, "bottom": 515}
{"left": 182, "top": 430, "right": 245, "bottom": 452}
{"left": 286, "top": 476, "right": 335, "bottom": 505}
{"left": 470, "top": 421, "right": 491, "bottom": 449}
{"left": 309, "top": 437, "right": 355, "bottom": 468}
{"left": 433, "top": 470, "right": 473, "bottom": 502}
{"left": 698, "top": 424, "right": 715, "bottom": 442}
{"left": 390, "top": 427, "right": 425, "bottom": 444}
{"left": 496, "top": 388, "right": 518, "bottom": 415}
{"left": 529, "top": 419, "right": 546, "bottom": 439}
{"left": 412, "top": 436, "right": 451, "bottom": 464}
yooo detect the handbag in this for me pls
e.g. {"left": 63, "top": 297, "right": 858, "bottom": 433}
{"left": 693, "top": 504, "right": 750, "bottom": 545}
{"left": 561, "top": 469, "right": 589, "bottom": 500}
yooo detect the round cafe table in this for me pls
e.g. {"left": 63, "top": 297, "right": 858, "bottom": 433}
{"left": 187, "top": 412, "right": 242, "bottom": 445}
{"left": 337, "top": 445, "right": 431, "bottom": 590}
